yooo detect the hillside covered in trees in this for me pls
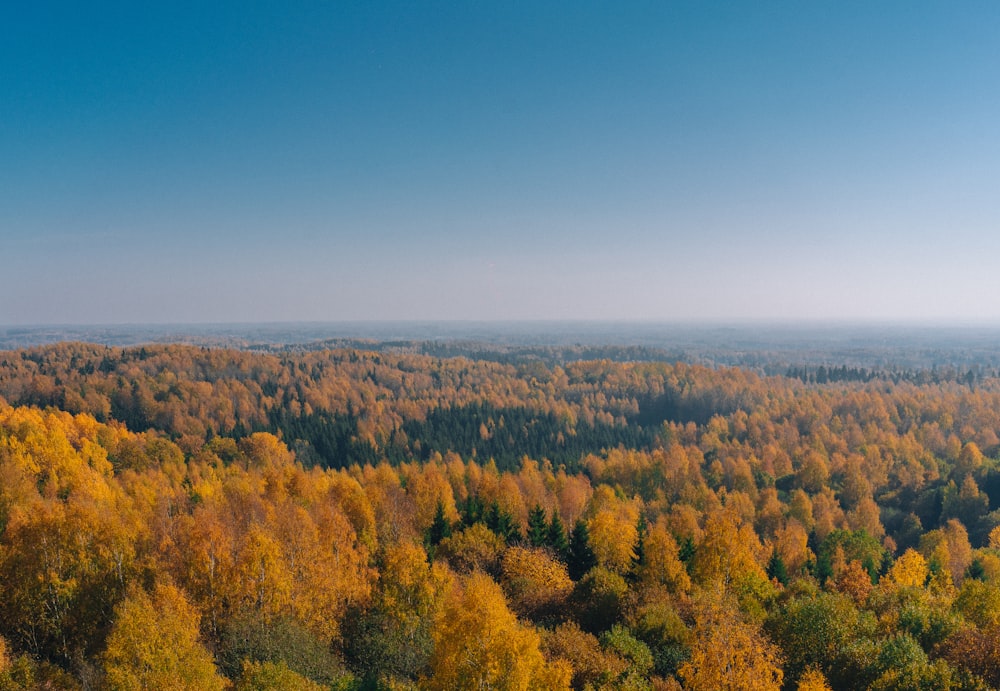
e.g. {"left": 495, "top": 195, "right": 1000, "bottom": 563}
{"left": 4, "top": 342, "right": 1000, "bottom": 689}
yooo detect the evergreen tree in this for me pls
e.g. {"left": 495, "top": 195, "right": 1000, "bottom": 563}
{"left": 678, "top": 535, "right": 695, "bottom": 571}
{"left": 767, "top": 551, "right": 789, "bottom": 585}
{"left": 460, "top": 495, "right": 484, "bottom": 527}
{"left": 547, "top": 511, "right": 570, "bottom": 560}
{"left": 568, "top": 519, "right": 597, "bottom": 581}
{"left": 632, "top": 514, "right": 648, "bottom": 571}
{"left": 813, "top": 550, "right": 833, "bottom": 585}
{"left": 485, "top": 501, "right": 521, "bottom": 545}
{"left": 527, "top": 505, "right": 548, "bottom": 547}
{"left": 427, "top": 501, "right": 453, "bottom": 548}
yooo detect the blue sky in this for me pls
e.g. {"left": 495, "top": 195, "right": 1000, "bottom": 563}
{"left": 4, "top": 2, "right": 1000, "bottom": 324}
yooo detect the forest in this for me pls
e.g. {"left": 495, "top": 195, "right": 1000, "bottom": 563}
{"left": 3, "top": 341, "right": 1000, "bottom": 689}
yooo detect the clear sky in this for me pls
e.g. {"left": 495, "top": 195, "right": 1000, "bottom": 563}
{"left": 4, "top": 2, "right": 1000, "bottom": 325}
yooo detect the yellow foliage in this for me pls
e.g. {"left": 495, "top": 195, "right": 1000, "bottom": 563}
{"left": 500, "top": 546, "right": 574, "bottom": 616}
{"left": 772, "top": 519, "right": 813, "bottom": 578}
{"left": 404, "top": 461, "right": 460, "bottom": 532}
{"left": 691, "top": 505, "right": 767, "bottom": 589}
{"left": 640, "top": 523, "right": 691, "bottom": 594}
{"left": 679, "top": 591, "right": 783, "bottom": 691}
{"left": 796, "top": 667, "right": 833, "bottom": 691}
{"left": 236, "top": 660, "right": 325, "bottom": 691}
{"left": 425, "top": 572, "right": 570, "bottom": 691}
{"left": 884, "top": 549, "right": 928, "bottom": 590}
{"left": 541, "top": 621, "right": 627, "bottom": 690}
{"left": 379, "top": 541, "right": 452, "bottom": 623}
{"left": 437, "top": 523, "right": 505, "bottom": 575}
{"left": 103, "top": 582, "right": 226, "bottom": 691}
{"left": 989, "top": 525, "right": 1000, "bottom": 550}
{"left": 587, "top": 486, "right": 640, "bottom": 574}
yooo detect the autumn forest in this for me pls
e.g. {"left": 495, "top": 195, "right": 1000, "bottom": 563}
{"left": 3, "top": 339, "right": 1000, "bottom": 690}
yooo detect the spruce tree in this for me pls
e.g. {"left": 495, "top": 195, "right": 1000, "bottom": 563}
{"left": 460, "top": 495, "right": 484, "bottom": 527}
{"left": 568, "top": 519, "right": 597, "bottom": 580}
{"left": 767, "top": 551, "right": 789, "bottom": 585}
{"left": 630, "top": 514, "right": 648, "bottom": 580}
{"left": 547, "top": 511, "right": 570, "bottom": 560}
{"left": 527, "top": 504, "right": 548, "bottom": 547}
{"left": 427, "top": 501, "right": 452, "bottom": 547}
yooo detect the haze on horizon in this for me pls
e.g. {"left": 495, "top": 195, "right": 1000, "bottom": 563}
{"left": 4, "top": 2, "right": 1000, "bottom": 326}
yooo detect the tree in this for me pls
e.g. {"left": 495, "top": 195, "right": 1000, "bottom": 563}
{"left": 436, "top": 523, "right": 506, "bottom": 575}
{"left": 766, "top": 591, "right": 878, "bottom": 689}
{"left": 103, "top": 582, "right": 226, "bottom": 691}
{"left": 637, "top": 522, "right": 691, "bottom": 594}
{"left": 829, "top": 559, "right": 873, "bottom": 605}
{"left": 937, "top": 624, "right": 1000, "bottom": 688}
{"left": 568, "top": 519, "right": 597, "bottom": 581}
{"left": 796, "top": 668, "right": 833, "bottom": 691}
{"left": 818, "top": 529, "right": 886, "bottom": 584}
{"left": 541, "top": 621, "right": 628, "bottom": 690}
{"left": 920, "top": 519, "right": 973, "bottom": 587}
{"left": 883, "top": 549, "right": 928, "bottom": 590}
{"left": 500, "top": 546, "right": 573, "bottom": 619}
{"left": 599, "top": 625, "right": 654, "bottom": 686}
{"left": 690, "top": 504, "right": 767, "bottom": 590}
{"left": 547, "top": 511, "right": 570, "bottom": 559}
{"left": 344, "top": 542, "right": 450, "bottom": 684}
{"left": 427, "top": 500, "right": 453, "bottom": 548}
{"left": 767, "top": 551, "right": 789, "bottom": 586}
{"left": 570, "top": 567, "right": 629, "bottom": 635}
{"left": 527, "top": 504, "right": 548, "bottom": 548}
{"left": 425, "top": 572, "right": 570, "bottom": 690}
{"left": 631, "top": 514, "right": 649, "bottom": 576}
{"left": 235, "top": 660, "right": 326, "bottom": 691}
{"left": 679, "top": 590, "right": 783, "bottom": 691}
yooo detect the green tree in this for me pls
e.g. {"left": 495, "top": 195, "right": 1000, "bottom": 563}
{"left": 427, "top": 500, "right": 453, "bottom": 548}
{"left": 547, "top": 511, "right": 570, "bottom": 559}
{"left": 568, "top": 520, "right": 597, "bottom": 581}
{"left": 527, "top": 504, "right": 548, "bottom": 548}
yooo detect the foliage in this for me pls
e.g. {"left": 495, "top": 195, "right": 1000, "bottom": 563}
{"left": 103, "top": 582, "right": 226, "bottom": 691}
{"left": 6, "top": 343, "right": 1000, "bottom": 687}
{"left": 678, "top": 590, "right": 783, "bottom": 691}
{"left": 424, "top": 572, "right": 570, "bottom": 690}
{"left": 235, "top": 660, "right": 326, "bottom": 691}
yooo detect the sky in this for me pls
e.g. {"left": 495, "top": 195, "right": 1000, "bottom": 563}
{"left": 3, "top": 1, "right": 1000, "bottom": 325}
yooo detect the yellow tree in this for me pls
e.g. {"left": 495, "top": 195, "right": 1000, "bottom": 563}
{"left": 883, "top": 549, "right": 928, "bottom": 590}
{"left": 236, "top": 660, "right": 325, "bottom": 691}
{"left": 425, "top": 572, "right": 570, "bottom": 691}
{"left": 690, "top": 504, "right": 767, "bottom": 590}
{"left": 678, "top": 590, "right": 783, "bottom": 691}
{"left": 436, "top": 522, "right": 506, "bottom": 575}
{"left": 772, "top": 519, "right": 813, "bottom": 579}
{"left": 103, "top": 582, "right": 226, "bottom": 691}
{"left": 500, "top": 546, "right": 574, "bottom": 618}
{"left": 586, "top": 485, "right": 640, "bottom": 575}
{"left": 796, "top": 668, "right": 833, "bottom": 691}
{"left": 638, "top": 521, "right": 691, "bottom": 594}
